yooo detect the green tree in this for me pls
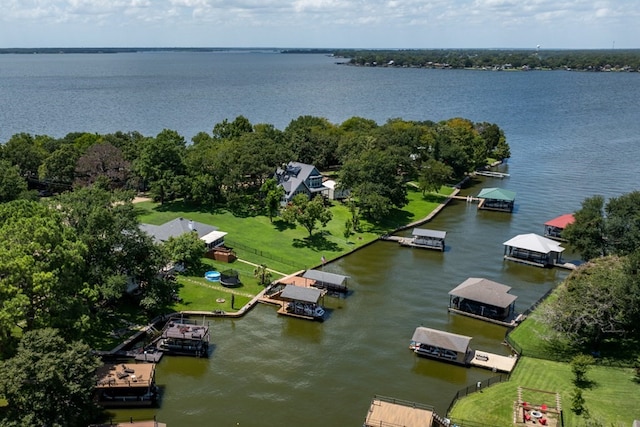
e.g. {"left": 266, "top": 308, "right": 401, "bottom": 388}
{"left": 163, "top": 232, "right": 206, "bottom": 272}
{"left": 0, "top": 200, "right": 87, "bottom": 336}
{"left": 212, "top": 115, "right": 253, "bottom": 140}
{"left": 261, "top": 178, "right": 285, "bottom": 222}
{"left": 418, "top": 159, "right": 453, "bottom": 195}
{"left": 133, "top": 129, "right": 187, "bottom": 204}
{"left": 0, "top": 159, "right": 29, "bottom": 202}
{"left": 38, "top": 143, "right": 80, "bottom": 188}
{"left": 0, "top": 328, "right": 101, "bottom": 427}
{"left": 1, "top": 133, "right": 46, "bottom": 178}
{"left": 281, "top": 194, "right": 332, "bottom": 237}
{"left": 571, "top": 354, "right": 595, "bottom": 386}
{"left": 563, "top": 195, "right": 607, "bottom": 261}
{"left": 54, "top": 188, "right": 163, "bottom": 308}
{"left": 253, "top": 264, "right": 273, "bottom": 286}
{"left": 570, "top": 387, "right": 586, "bottom": 416}
{"left": 541, "top": 255, "right": 640, "bottom": 347}
{"left": 604, "top": 191, "right": 640, "bottom": 256}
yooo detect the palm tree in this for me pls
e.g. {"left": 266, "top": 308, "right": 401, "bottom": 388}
{"left": 253, "top": 263, "right": 273, "bottom": 286}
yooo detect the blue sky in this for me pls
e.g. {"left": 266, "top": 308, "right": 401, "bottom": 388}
{"left": 0, "top": 0, "right": 637, "bottom": 49}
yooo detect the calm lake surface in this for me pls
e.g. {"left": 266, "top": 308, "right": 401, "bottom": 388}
{"left": 2, "top": 52, "right": 639, "bottom": 426}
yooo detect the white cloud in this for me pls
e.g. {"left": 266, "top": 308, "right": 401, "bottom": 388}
{"left": 0, "top": 0, "right": 638, "bottom": 48}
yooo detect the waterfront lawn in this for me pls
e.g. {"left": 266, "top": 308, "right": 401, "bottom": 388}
{"left": 448, "top": 357, "right": 639, "bottom": 427}
{"left": 171, "top": 258, "right": 269, "bottom": 312}
{"left": 135, "top": 185, "right": 454, "bottom": 273}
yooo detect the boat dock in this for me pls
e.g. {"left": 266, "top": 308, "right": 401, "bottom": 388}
{"left": 468, "top": 349, "right": 518, "bottom": 373}
{"left": 475, "top": 170, "right": 510, "bottom": 179}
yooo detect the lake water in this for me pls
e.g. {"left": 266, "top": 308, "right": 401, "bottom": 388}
{"left": 2, "top": 52, "right": 639, "bottom": 426}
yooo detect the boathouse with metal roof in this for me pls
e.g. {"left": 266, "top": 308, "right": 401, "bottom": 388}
{"left": 503, "top": 233, "right": 565, "bottom": 267}
{"left": 448, "top": 278, "right": 518, "bottom": 325}
{"left": 302, "top": 269, "right": 349, "bottom": 293}
{"left": 477, "top": 187, "right": 516, "bottom": 212}
{"left": 409, "top": 327, "right": 472, "bottom": 365}
{"left": 543, "top": 213, "right": 575, "bottom": 241}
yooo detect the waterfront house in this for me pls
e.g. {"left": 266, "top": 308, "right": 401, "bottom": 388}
{"left": 363, "top": 395, "right": 449, "bottom": 427}
{"left": 448, "top": 277, "right": 518, "bottom": 325}
{"left": 140, "top": 217, "right": 233, "bottom": 262}
{"left": 275, "top": 161, "right": 327, "bottom": 204}
{"left": 94, "top": 362, "right": 158, "bottom": 408}
{"left": 477, "top": 187, "right": 516, "bottom": 212}
{"left": 503, "top": 233, "right": 565, "bottom": 267}
{"left": 543, "top": 213, "right": 574, "bottom": 241}
{"left": 302, "top": 269, "right": 349, "bottom": 293}
{"left": 409, "top": 327, "right": 472, "bottom": 365}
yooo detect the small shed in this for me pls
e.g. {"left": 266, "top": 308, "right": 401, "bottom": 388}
{"left": 409, "top": 327, "right": 472, "bottom": 365}
{"left": 323, "top": 179, "right": 350, "bottom": 200}
{"left": 409, "top": 228, "right": 446, "bottom": 251}
{"left": 543, "top": 213, "right": 574, "bottom": 241}
{"left": 448, "top": 278, "right": 517, "bottom": 322}
{"left": 477, "top": 187, "right": 516, "bottom": 212}
{"left": 302, "top": 269, "right": 349, "bottom": 293}
{"left": 503, "top": 233, "right": 565, "bottom": 267}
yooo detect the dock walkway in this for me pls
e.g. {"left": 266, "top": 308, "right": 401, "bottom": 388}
{"left": 468, "top": 349, "right": 518, "bottom": 373}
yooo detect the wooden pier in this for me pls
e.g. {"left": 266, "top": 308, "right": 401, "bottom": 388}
{"left": 468, "top": 349, "right": 518, "bottom": 373}
{"left": 475, "top": 170, "right": 510, "bottom": 179}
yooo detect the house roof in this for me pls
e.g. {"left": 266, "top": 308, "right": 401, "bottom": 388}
{"left": 302, "top": 269, "right": 349, "bottom": 286}
{"left": 503, "top": 233, "right": 565, "bottom": 254}
{"left": 280, "top": 284, "right": 323, "bottom": 303}
{"left": 140, "top": 218, "right": 218, "bottom": 243}
{"left": 201, "top": 230, "right": 228, "bottom": 244}
{"left": 544, "top": 213, "right": 575, "bottom": 228}
{"left": 275, "top": 161, "right": 327, "bottom": 200}
{"left": 411, "top": 228, "right": 446, "bottom": 239}
{"left": 448, "top": 277, "right": 517, "bottom": 308}
{"left": 410, "top": 327, "right": 472, "bottom": 354}
{"left": 477, "top": 187, "right": 516, "bottom": 201}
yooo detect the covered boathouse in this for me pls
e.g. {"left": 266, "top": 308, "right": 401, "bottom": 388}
{"left": 503, "top": 233, "right": 565, "bottom": 268}
{"left": 409, "top": 327, "right": 472, "bottom": 365}
{"left": 448, "top": 277, "right": 518, "bottom": 326}
{"left": 477, "top": 187, "right": 516, "bottom": 212}
{"left": 543, "top": 213, "right": 575, "bottom": 241}
{"left": 157, "top": 318, "right": 210, "bottom": 357}
{"left": 302, "top": 269, "right": 349, "bottom": 293}
{"left": 400, "top": 228, "right": 446, "bottom": 251}
{"left": 278, "top": 284, "right": 326, "bottom": 321}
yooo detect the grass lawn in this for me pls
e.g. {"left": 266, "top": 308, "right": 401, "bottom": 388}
{"left": 171, "top": 258, "right": 272, "bottom": 313}
{"left": 135, "top": 186, "right": 453, "bottom": 274}
{"left": 448, "top": 357, "right": 640, "bottom": 427}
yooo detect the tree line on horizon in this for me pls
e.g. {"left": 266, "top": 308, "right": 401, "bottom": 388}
{"left": 333, "top": 48, "right": 640, "bottom": 71}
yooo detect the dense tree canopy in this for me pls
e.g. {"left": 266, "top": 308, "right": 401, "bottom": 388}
{"left": 541, "top": 255, "right": 640, "bottom": 348}
{"left": 0, "top": 328, "right": 101, "bottom": 427}
{"left": 564, "top": 191, "right": 640, "bottom": 261}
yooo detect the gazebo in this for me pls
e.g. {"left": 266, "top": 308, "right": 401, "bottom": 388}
{"left": 448, "top": 278, "right": 518, "bottom": 323}
{"left": 477, "top": 187, "right": 516, "bottom": 212}
{"left": 543, "top": 213, "right": 574, "bottom": 241}
{"left": 503, "top": 233, "right": 565, "bottom": 267}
